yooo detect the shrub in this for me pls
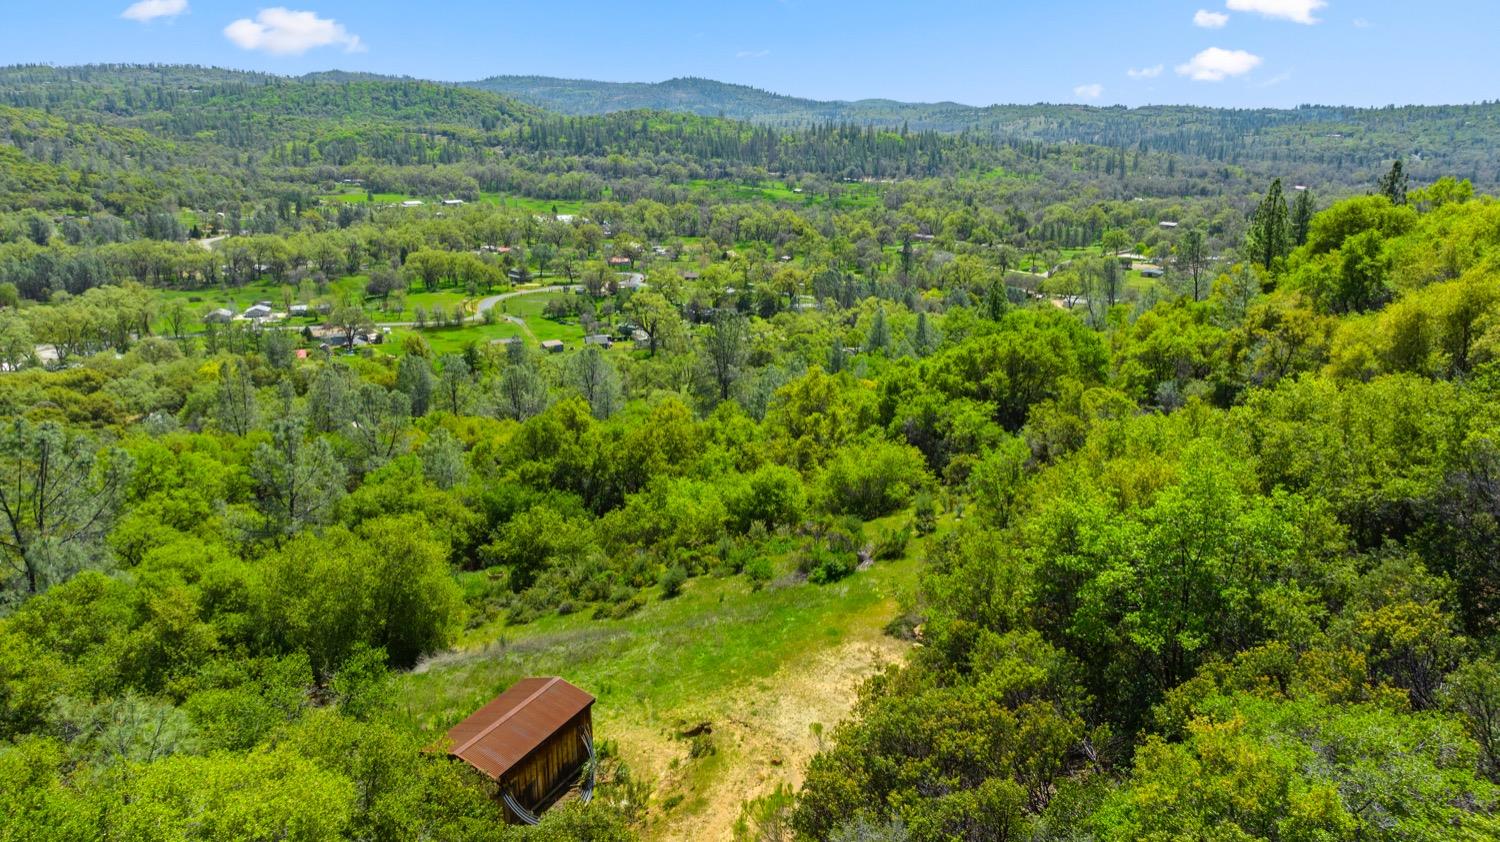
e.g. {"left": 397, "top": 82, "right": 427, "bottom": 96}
{"left": 871, "top": 526, "right": 912, "bottom": 561}
{"left": 816, "top": 440, "right": 932, "bottom": 519}
{"left": 745, "top": 556, "right": 775, "bottom": 590}
{"left": 801, "top": 542, "right": 858, "bottom": 585}
{"left": 727, "top": 464, "right": 807, "bottom": 532}
{"left": 689, "top": 732, "right": 717, "bottom": 758}
{"left": 660, "top": 565, "right": 688, "bottom": 599}
{"left": 913, "top": 491, "right": 938, "bottom": 536}
{"left": 603, "top": 595, "right": 645, "bottom": 619}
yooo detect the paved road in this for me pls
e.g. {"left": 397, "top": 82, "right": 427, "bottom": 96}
{"left": 474, "top": 283, "right": 581, "bottom": 316}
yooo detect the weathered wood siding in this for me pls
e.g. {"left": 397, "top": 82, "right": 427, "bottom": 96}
{"left": 501, "top": 708, "right": 593, "bottom": 815}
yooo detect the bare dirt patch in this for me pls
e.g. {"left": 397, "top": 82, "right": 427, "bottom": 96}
{"left": 630, "top": 633, "right": 910, "bottom": 841}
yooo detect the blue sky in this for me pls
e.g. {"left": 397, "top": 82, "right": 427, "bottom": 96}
{"left": 4, "top": 1, "right": 1496, "bottom": 108}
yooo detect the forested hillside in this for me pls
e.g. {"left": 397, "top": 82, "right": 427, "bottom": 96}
{"left": 473, "top": 74, "right": 1500, "bottom": 190}
{"left": 2, "top": 65, "right": 1500, "bottom": 841}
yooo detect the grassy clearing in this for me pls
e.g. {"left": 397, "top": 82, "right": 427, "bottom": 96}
{"left": 494, "top": 292, "right": 588, "bottom": 343}
{"left": 399, "top": 556, "right": 917, "bottom": 839}
{"left": 320, "top": 191, "right": 416, "bottom": 204}
{"left": 401, "top": 556, "right": 916, "bottom": 727}
{"left": 397, "top": 510, "right": 939, "bottom": 839}
{"left": 376, "top": 291, "right": 593, "bottom": 355}
{"left": 478, "top": 192, "right": 587, "bottom": 217}
{"left": 382, "top": 323, "right": 523, "bottom": 356}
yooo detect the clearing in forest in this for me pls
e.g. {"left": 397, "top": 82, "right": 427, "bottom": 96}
{"left": 397, "top": 556, "right": 919, "bottom": 840}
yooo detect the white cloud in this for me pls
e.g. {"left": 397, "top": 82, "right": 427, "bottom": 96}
{"left": 121, "top": 0, "right": 187, "bottom": 22}
{"left": 735, "top": 49, "right": 770, "bottom": 59}
{"left": 1194, "top": 9, "right": 1229, "bottom": 28}
{"left": 1176, "top": 47, "right": 1263, "bottom": 81}
{"left": 1353, "top": 18, "right": 1373, "bottom": 28}
{"left": 1225, "top": 0, "right": 1327, "bottom": 25}
{"left": 1074, "top": 83, "right": 1104, "bottom": 100}
{"left": 224, "top": 8, "right": 366, "bottom": 55}
{"left": 1127, "top": 65, "right": 1164, "bottom": 79}
{"left": 1254, "top": 71, "right": 1294, "bottom": 88}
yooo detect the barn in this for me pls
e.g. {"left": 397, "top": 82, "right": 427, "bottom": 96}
{"left": 446, "top": 677, "right": 597, "bottom": 824}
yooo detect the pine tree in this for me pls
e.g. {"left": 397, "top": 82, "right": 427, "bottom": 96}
{"left": 700, "top": 312, "right": 749, "bottom": 404}
{"left": 396, "top": 354, "right": 434, "bottom": 416}
{"left": 215, "top": 358, "right": 258, "bottom": 437}
{"left": 494, "top": 345, "right": 549, "bottom": 422}
{"left": 828, "top": 337, "right": 847, "bottom": 373}
{"left": 569, "top": 345, "right": 623, "bottom": 419}
{"left": 913, "top": 311, "right": 935, "bottom": 357}
{"left": 1378, "top": 159, "right": 1409, "bottom": 205}
{"left": 1290, "top": 188, "right": 1315, "bottom": 247}
{"left": 250, "top": 413, "right": 346, "bottom": 538}
{"left": 1247, "top": 178, "right": 1291, "bottom": 271}
{"left": 436, "top": 354, "right": 472, "bottom": 415}
{"left": 864, "top": 307, "right": 891, "bottom": 355}
{"left": 1177, "top": 229, "right": 1208, "bottom": 301}
{"left": 421, "top": 427, "right": 469, "bottom": 490}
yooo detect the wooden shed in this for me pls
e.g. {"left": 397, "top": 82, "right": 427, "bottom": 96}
{"left": 446, "top": 677, "right": 596, "bottom": 823}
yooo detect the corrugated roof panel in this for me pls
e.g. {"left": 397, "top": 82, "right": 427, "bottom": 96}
{"left": 447, "top": 677, "right": 594, "bottom": 780}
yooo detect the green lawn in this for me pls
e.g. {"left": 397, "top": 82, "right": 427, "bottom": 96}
{"left": 321, "top": 191, "right": 416, "bottom": 204}
{"left": 383, "top": 323, "right": 523, "bottom": 356}
{"left": 400, "top": 289, "right": 469, "bottom": 316}
{"left": 477, "top": 192, "right": 587, "bottom": 217}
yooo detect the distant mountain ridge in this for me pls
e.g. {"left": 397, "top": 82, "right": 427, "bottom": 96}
{"left": 465, "top": 74, "right": 1500, "bottom": 186}
{"left": 467, "top": 75, "right": 973, "bottom": 126}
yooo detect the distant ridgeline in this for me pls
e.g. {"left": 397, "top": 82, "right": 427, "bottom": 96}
{"left": 472, "top": 74, "right": 1500, "bottom": 188}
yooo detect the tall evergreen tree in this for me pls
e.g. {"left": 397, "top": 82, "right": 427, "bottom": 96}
{"left": 1379, "top": 159, "right": 1410, "bottom": 205}
{"left": 913, "top": 311, "right": 935, "bottom": 357}
{"left": 1247, "top": 178, "right": 1291, "bottom": 271}
{"left": 395, "top": 354, "right": 434, "bottom": 417}
{"left": 215, "top": 359, "right": 259, "bottom": 437}
{"left": 569, "top": 345, "right": 623, "bottom": 419}
{"left": 348, "top": 384, "right": 411, "bottom": 472}
{"left": 421, "top": 427, "right": 469, "bottom": 490}
{"left": 251, "top": 413, "right": 346, "bottom": 538}
{"left": 865, "top": 307, "right": 891, "bottom": 355}
{"left": 435, "top": 354, "right": 472, "bottom": 415}
{"left": 307, "top": 363, "right": 355, "bottom": 434}
{"left": 0, "top": 419, "right": 129, "bottom": 596}
{"left": 700, "top": 312, "right": 749, "bottom": 403}
{"left": 494, "top": 344, "right": 549, "bottom": 422}
{"left": 1290, "top": 187, "right": 1316, "bottom": 247}
{"left": 828, "top": 337, "right": 847, "bottom": 373}
{"left": 1176, "top": 229, "right": 1208, "bottom": 301}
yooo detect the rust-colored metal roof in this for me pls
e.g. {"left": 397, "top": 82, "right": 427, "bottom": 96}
{"left": 447, "top": 677, "right": 594, "bottom": 780}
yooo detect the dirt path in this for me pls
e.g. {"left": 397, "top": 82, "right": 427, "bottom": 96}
{"left": 620, "top": 634, "right": 909, "bottom": 841}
